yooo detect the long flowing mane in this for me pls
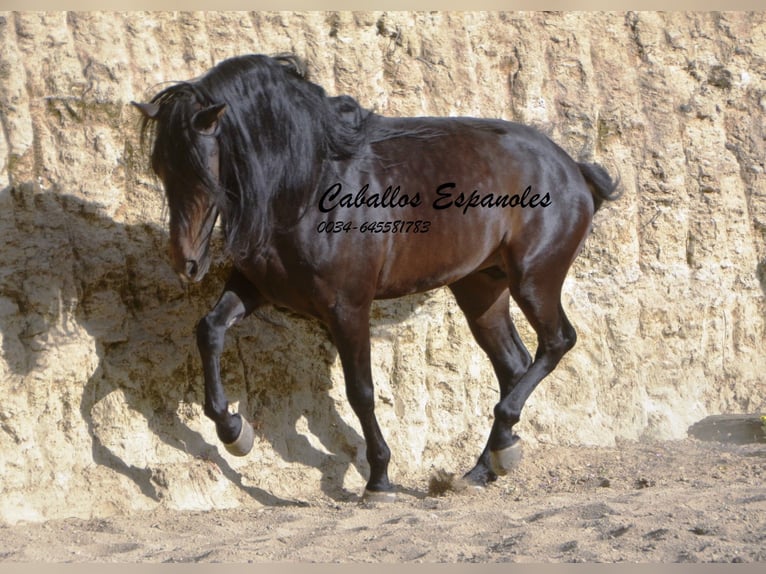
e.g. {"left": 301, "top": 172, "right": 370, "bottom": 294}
{"left": 140, "top": 54, "right": 404, "bottom": 258}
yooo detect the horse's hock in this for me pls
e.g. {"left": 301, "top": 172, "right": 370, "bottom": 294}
{"left": 1, "top": 12, "right": 764, "bottom": 524}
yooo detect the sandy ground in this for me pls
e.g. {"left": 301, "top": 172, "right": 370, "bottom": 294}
{"left": 1, "top": 438, "right": 763, "bottom": 563}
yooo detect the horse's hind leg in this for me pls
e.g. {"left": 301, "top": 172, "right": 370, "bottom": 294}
{"left": 197, "top": 269, "right": 263, "bottom": 455}
{"left": 449, "top": 270, "right": 532, "bottom": 487}
{"left": 487, "top": 266, "right": 578, "bottom": 475}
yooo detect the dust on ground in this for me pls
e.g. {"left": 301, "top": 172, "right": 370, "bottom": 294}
{"left": 1, "top": 438, "right": 763, "bottom": 563}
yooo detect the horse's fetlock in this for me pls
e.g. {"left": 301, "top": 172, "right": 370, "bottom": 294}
{"left": 204, "top": 399, "right": 229, "bottom": 422}
{"left": 203, "top": 404, "right": 218, "bottom": 421}
{"left": 369, "top": 447, "right": 391, "bottom": 468}
{"left": 493, "top": 402, "right": 520, "bottom": 427}
{"left": 214, "top": 413, "right": 241, "bottom": 444}
{"left": 346, "top": 385, "right": 375, "bottom": 414}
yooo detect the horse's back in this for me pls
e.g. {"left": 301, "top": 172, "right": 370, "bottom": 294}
{"left": 368, "top": 115, "right": 594, "bottom": 205}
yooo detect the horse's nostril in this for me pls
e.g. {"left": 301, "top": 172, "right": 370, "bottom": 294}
{"left": 185, "top": 259, "right": 199, "bottom": 278}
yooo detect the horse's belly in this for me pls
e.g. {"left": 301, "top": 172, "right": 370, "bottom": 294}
{"left": 372, "top": 225, "right": 506, "bottom": 299}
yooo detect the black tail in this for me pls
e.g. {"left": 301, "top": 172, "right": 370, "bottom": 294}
{"left": 578, "top": 162, "right": 622, "bottom": 212}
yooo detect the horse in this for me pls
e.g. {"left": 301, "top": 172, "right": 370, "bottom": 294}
{"left": 133, "top": 53, "right": 620, "bottom": 501}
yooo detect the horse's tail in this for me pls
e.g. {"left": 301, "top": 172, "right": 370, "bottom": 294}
{"left": 578, "top": 162, "right": 622, "bottom": 212}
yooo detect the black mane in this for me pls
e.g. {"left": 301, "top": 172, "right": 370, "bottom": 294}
{"left": 140, "top": 54, "right": 388, "bottom": 258}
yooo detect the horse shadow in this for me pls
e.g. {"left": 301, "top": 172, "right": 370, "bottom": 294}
{"left": 0, "top": 183, "right": 428, "bottom": 508}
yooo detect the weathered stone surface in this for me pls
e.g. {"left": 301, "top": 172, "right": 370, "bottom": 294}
{"left": 0, "top": 11, "right": 764, "bottom": 524}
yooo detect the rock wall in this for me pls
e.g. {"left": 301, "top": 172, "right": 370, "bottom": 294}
{"left": 0, "top": 11, "right": 764, "bottom": 525}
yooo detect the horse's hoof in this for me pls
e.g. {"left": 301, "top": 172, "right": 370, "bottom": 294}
{"left": 489, "top": 439, "right": 522, "bottom": 476}
{"left": 223, "top": 415, "right": 255, "bottom": 457}
{"left": 362, "top": 489, "right": 398, "bottom": 503}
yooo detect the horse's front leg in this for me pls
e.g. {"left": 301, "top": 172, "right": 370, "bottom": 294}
{"left": 328, "top": 302, "right": 396, "bottom": 502}
{"left": 197, "top": 269, "right": 263, "bottom": 456}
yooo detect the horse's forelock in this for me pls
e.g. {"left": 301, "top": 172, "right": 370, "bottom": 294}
{"left": 139, "top": 83, "right": 224, "bottom": 225}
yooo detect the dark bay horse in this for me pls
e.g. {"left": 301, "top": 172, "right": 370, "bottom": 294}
{"left": 133, "top": 54, "right": 620, "bottom": 501}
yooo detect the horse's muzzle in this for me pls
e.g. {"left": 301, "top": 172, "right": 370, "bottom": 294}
{"left": 178, "top": 257, "right": 210, "bottom": 283}
{"left": 185, "top": 259, "right": 200, "bottom": 280}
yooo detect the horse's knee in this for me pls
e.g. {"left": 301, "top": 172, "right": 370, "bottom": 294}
{"left": 346, "top": 383, "right": 375, "bottom": 415}
{"left": 196, "top": 313, "right": 224, "bottom": 352}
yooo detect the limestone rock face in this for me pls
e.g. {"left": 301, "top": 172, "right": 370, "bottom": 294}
{"left": 1, "top": 12, "right": 764, "bottom": 524}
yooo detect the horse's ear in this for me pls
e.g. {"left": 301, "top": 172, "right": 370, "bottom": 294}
{"left": 131, "top": 101, "right": 160, "bottom": 119}
{"left": 192, "top": 103, "right": 227, "bottom": 135}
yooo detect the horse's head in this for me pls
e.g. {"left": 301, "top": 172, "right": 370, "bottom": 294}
{"left": 133, "top": 97, "right": 226, "bottom": 283}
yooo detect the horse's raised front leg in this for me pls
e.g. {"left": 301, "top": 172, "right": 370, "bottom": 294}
{"left": 197, "top": 269, "right": 263, "bottom": 456}
{"left": 327, "top": 302, "right": 396, "bottom": 502}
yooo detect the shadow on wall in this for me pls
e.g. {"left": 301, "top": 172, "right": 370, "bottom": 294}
{"left": 758, "top": 260, "right": 766, "bottom": 300}
{"left": 0, "top": 183, "right": 424, "bottom": 507}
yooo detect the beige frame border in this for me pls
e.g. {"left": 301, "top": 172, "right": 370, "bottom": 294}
{"left": 1, "top": 4, "right": 763, "bottom": 572}
{"left": 3, "top": 2, "right": 766, "bottom": 11}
